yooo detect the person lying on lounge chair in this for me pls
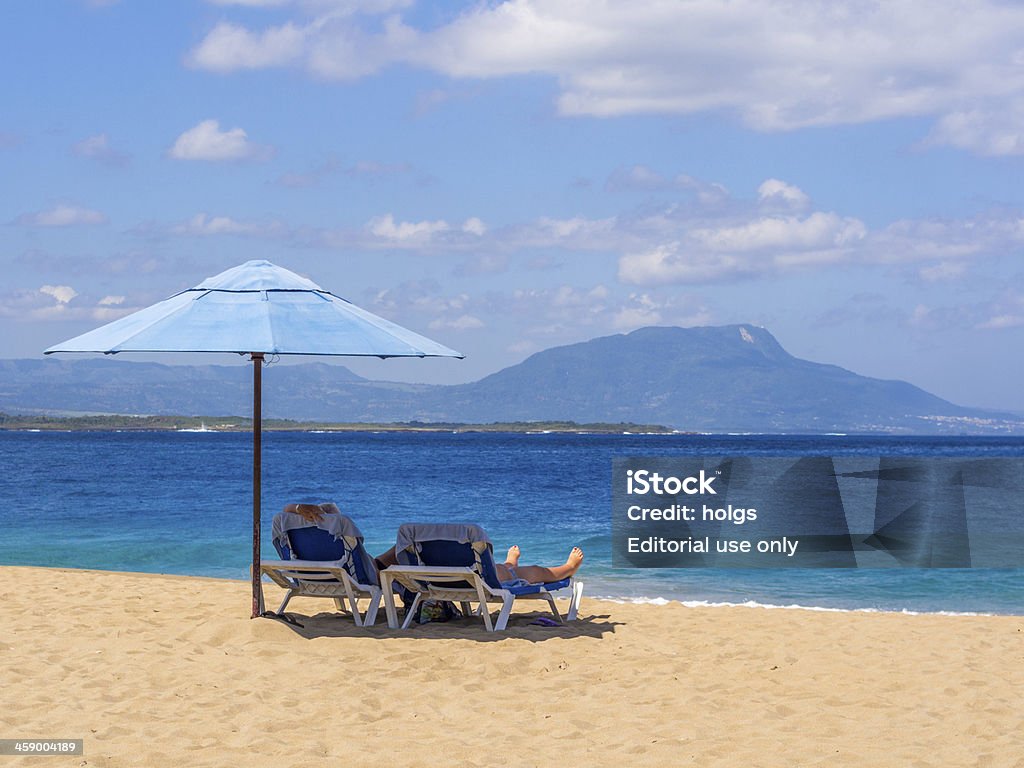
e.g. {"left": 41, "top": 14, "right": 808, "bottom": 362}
{"left": 373, "top": 542, "right": 584, "bottom": 585}
{"left": 283, "top": 503, "right": 584, "bottom": 584}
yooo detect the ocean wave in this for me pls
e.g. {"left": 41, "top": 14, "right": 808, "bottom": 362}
{"left": 590, "top": 594, "right": 997, "bottom": 617}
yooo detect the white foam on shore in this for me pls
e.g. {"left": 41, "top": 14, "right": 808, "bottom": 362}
{"left": 591, "top": 594, "right": 997, "bottom": 617}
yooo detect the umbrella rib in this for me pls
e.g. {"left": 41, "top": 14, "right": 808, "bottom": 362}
{"left": 261, "top": 290, "right": 276, "bottom": 354}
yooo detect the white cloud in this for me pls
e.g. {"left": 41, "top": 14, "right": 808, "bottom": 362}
{"left": 975, "top": 293, "right": 1024, "bottom": 330}
{"left": 40, "top": 285, "right": 78, "bottom": 304}
{"left": 502, "top": 283, "right": 713, "bottom": 338}
{"left": 187, "top": 0, "right": 1024, "bottom": 155}
{"left": 367, "top": 213, "right": 450, "bottom": 241}
{"left": 297, "top": 173, "right": 1024, "bottom": 285}
{"left": 610, "top": 296, "right": 713, "bottom": 332}
{"left": 370, "top": 282, "right": 489, "bottom": 332}
{"left": 757, "top": 179, "right": 810, "bottom": 210}
{"left": 539, "top": 218, "right": 590, "bottom": 239}
{"left": 546, "top": 284, "right": 610, "bottom": 309}
{"left": 897, "top": 292, "right": 1024, "bottom": 333}
{"left": 606, "top": 165, "right": 670, "bottom": 191}
{"left": 690, "top": 212, "right": 866, "bottom": 254}
{"left": 603, "top": 178, "right": 1024, "bottom": 286}
{"left": 505, "top": 216, "right": 617, "bottom": 250}
{"left": 205, "top": 0, "right": 413, "bottom": 8}
{"left": 428, "top": 314, "right": 485, "bottom": 331}
{"left": 309, "top": 17, "right": 415, "bottom": 80}
{"left": 618, "top": 210, "right": 867, "bottom": 285}
{"left": 919, "top": 261, "right": 969, "bottom": 283}
{"left": 0, "top": 285, "right": 144, "bottom": 323}
{"left": 15, "top": 204, "right": 108, "bottom": 227}
{"left": 174, "top": 214, "right": 247, "bottom": 235}
{"left": 462, "top": 217, "right": 487, "bottom": 236}
{"left": 619, "top": 244, "right": 728, "bottom": 285}
{"left": 190, "top": 7, "right": 416, "bottom": 80}
{"left": 926, "top": 105, "right": 1024, "bottom": 156}
{"left": 73, "top": 135, "right": 106, "bottom": 155}
{"left": 89, "top": 307, "right": 133, "bottom": 321}
{"left": 871, "top": 214, "right": 1024, "bottom": 264}
{"left": 171, "top": 213, "right": 284, "bottom": 237}
{"left": 168, "top": 119, "right": 270, "bottom": 162}
{"left": 187, "top": 22, "right": 306, "bottom": 72}
{"left": 612, "top": 295, "right": 663, "bottom": 331}
{"left": 909, "top": 304, "right": 933, "bottom": 328}
{"left": 366, "top": 278, "right": 715, "bottom": 347}
{"left": 505, "top": 284, "right": 615, "bottom": 335}
{"left": 207, "top": 0, "right": 289, "bottom": 6}
{"left": 978, "top": 313, "right": 1024, "bottom": 330}
{"left": 676, "top": 175, "right": 730, "bottom": 207}
{"left": 452, "top": 254, "right": 508, "bottom": 277}
{"left": 71, "top": 133, "right": 130, "bottom": 166}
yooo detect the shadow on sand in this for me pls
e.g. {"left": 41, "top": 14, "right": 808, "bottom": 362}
{"left": 258, "top": 607, "right": 622, "bottom": 642}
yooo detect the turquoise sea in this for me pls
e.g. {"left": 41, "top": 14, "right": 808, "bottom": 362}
{"left": 2, "top": 430, "right": 1022, "bottom": 615}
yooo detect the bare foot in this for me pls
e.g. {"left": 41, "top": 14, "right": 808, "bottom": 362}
{"left": 504, "top": 545, "right": 521, "bottom": 566}
{"left": 566, "top": 546, "right": 584, "bottom": 574}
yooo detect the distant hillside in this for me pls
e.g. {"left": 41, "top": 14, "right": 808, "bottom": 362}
{"left": 439, "top": 325, "right": 1006, "bottom": 432}
{"left": 2, "top": 325, "right": 1019, "bottom": 433}
{"left": 0, "top": 358, "right": 425, "bottom": 420}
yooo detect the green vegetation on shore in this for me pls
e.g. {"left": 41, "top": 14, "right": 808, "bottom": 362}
{"left": 0, "top": 412, "right": 674, "bottom": 434}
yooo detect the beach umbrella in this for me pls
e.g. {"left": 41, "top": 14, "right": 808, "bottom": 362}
{"left": 44, "top": 259, "right": 463, "bottom": 617}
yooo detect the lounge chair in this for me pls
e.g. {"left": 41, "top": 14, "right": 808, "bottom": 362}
{"left": 380, "top": 523, "right": 583, "bottom": 632}
{"left": 260, "top": 505, "right": 382, "bottom": 626}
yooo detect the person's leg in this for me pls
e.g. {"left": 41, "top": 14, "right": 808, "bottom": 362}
{"left": 494, "top": 544, "right": 522, "bottom": 582}
{"left": 514, "top": 547, "right": 584, "bottom": 583}
{"left": 502, "top": 545, "right": 521, "bottom": 567}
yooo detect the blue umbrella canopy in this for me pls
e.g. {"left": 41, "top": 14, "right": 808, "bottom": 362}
{"left": 45, "top": 260, "right": 463, "bottom": 618}
{"left": 45, "top": 259, "right": 463, "bottom": 358}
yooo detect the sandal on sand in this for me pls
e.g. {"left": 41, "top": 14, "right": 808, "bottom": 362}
{"left": 530, "top": 616, "right": 560, "bottom": 627}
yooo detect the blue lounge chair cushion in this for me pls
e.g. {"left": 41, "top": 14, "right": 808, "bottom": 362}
{"left": 503, "top": 577, "right": 571, "bottom": 596}
{"left": 276, "top": 525, "right": 376, "bottom": 586}
{"left": 406, "top": 539, "right": 502, "bottom": 590}
{"left": 287, "top": 526, "right": 347, "bottom": 560}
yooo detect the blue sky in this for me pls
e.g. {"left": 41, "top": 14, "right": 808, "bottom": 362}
{"left": 3, "top": 0, "right": 1024, "bottom": 410}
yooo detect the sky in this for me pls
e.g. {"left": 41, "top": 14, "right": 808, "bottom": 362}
{"left": 3, "top": 0, "right": 1024, "bottom": 411}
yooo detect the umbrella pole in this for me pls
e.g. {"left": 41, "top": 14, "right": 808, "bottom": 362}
{"left": 251, "top": 352, "right": 265, "bottom": 619}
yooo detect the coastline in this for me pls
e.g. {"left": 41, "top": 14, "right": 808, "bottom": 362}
{"left": 0, "top": 415, "right": 677, "bottom": 434}
{"left": 16, "top": 562, "right": 1024, "bottom": 618}
{"left": 3, "top": 565, "right": 1023, "bottom": 767}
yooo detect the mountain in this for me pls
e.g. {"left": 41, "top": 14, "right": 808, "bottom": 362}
{"left": 1, "top": 325, "right": 1018, "bottom": 433}
{"left": 439, "top": 325, "right": 1004, "bottom": 432}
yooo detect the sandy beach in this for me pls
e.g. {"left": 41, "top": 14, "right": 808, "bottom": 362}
{"left": 2, "top": 566, "right": 1022, "bottom": 767}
